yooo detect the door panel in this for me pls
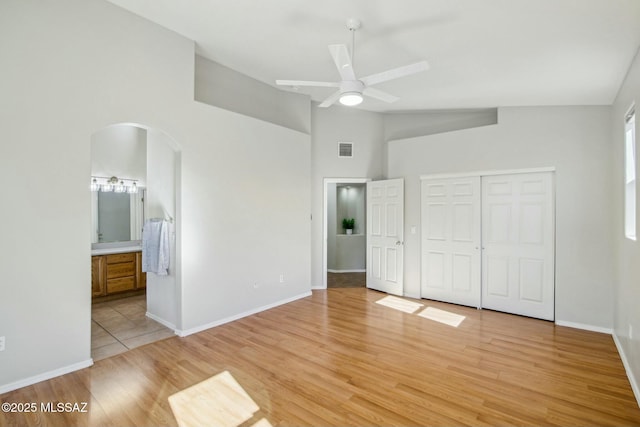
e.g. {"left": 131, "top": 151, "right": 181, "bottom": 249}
{"left": 421, "top": 177, "right": 481, "bottom": 307}
{"left": 366, "top": 179, "right": 404, "bottom": 296}
{"left": 452, "top": 254, "right": 472, "bottom": 291}
{"left": 486, "top": 256, "right": 509, "bottom": 296}
{"left": 482, "top": 172, "right": 554, "bottom": 320}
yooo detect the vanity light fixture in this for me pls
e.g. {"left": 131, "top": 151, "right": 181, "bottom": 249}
{"left": 91, "top": 176, "right": 139, "bottom": 193}
{"left": 114, "top": 180, "right": 126, "bottom": 193}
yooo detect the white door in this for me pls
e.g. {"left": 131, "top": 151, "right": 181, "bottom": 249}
{"left": 367, "top": 179, "right": 404, "bottom": 296}
{"left": 421, "top": 177, "right": 481, "bottom": 307}
{"left": 482, "top": 172, "right": 555, "bottom": 320}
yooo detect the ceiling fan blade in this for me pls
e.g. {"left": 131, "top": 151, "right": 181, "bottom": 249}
{"left": 318, "top": 90, "right": 342, "bottom": 108}
{"left": 363, "top": 87, "right": 399, "bottom": 103}
{"left": 328, "top": 44, "right": 356, "bottom": 81}
{"left": 361, "top": 60, "right": 429, "bottom": 87}
{"left": 276, "top": 80, "right": 340, "bottom": 88}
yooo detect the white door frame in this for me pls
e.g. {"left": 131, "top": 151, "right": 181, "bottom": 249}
{"left": 322, "top": 177, "right": 370, "bottom": 289}
{"left": 419, "top": 167, "right": 555, "bottom": 181}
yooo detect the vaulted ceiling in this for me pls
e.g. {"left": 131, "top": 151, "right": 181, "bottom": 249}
{"left": 107, "top": 0, "right": 640, "bottom": 112}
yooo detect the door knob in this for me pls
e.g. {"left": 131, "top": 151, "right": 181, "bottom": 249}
{"left": 396, "top": 241, "right": 403, "bottom": 245}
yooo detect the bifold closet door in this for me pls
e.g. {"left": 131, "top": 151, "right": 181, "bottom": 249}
{"left": 421, "top": 177, "right": 481, "bottom": 308}
{"left": 481, "top": 172, "right": 555, "bottom": 321}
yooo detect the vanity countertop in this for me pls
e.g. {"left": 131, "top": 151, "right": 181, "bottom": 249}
{"left": 91, "top": 245, "right": 142, "bottom": 256}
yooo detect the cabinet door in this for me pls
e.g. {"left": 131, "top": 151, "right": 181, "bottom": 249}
{"left": 136, "top": 251, "right": 146, "bottom": 289}
{"left": 91, "top": 256, "right": 106, "bottom": 297}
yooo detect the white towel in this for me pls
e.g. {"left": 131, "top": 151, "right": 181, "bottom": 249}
{"left": 142, "top": 219, "right": 170, "bottom": 275}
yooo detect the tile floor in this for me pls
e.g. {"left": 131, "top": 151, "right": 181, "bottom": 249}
{"left": 91, "top": 294, "right": 175, "bottom": 361}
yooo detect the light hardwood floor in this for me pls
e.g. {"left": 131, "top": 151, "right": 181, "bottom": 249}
{"left": 2, "top": 288, "right": 639, "bottom": 426}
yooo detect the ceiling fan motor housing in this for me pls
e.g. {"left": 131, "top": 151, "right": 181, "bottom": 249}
{"left": 340, "top": 80, "right": 364, "bottom": 94}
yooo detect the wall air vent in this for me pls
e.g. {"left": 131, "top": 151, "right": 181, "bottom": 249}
{"left": 338, "top": 142, "right": 353, "bottom": 158}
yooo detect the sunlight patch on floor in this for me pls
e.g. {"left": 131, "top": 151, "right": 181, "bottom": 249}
{"left": 418, "top": 306, "right": 466, "bottom": 327}
{"left": 168, "top": 370, "right": 271, "bottom": 427}
{"left": 375, "top": 295, "right": 424, "bottom": 313}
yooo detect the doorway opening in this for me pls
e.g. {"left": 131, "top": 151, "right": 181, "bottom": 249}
{"left": 323, "top": 178, "right": 368, "bottom": 289}
{"left": 90, "top": 123, "right": 181, "bottom": 360}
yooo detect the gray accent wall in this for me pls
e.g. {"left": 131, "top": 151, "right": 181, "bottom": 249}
{"left": 383, "top": 108, "right": 498, "bottom": 142}
{"left": 195, "top": 55, "right": 311, "bottom": 134}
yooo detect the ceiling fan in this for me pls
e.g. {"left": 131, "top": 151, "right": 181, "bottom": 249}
{"left": 276, "top": 18, "right": 429, "bottom": 108}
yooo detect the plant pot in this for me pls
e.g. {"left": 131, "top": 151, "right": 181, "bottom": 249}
{"left": 346, "top": 229, "right": 353, "bottom": 235}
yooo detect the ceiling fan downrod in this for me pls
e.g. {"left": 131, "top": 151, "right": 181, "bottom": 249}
{"left": 346, "top": 18, "right": 361, "bottom": 65}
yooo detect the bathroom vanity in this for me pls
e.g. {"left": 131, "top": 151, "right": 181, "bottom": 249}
{"left": 91, "top": 248, "right": 146, "bottom": 300}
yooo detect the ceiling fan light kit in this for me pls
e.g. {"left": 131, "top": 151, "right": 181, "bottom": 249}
{"left": 338, "top": 79, "right": 365, "bottom": 106}
{"left": 339, "top": 92, "right": 363, "bottom": 106}
{"left": 276, "top": 18, "right": 429, "bottom": 108}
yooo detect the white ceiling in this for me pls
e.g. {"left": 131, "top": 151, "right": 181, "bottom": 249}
{"left": 107, "top": 0, "right": 640, "bottom": 112}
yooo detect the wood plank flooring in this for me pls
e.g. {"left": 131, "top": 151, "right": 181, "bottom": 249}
{"left": 1, "top": 288, "right": 639, "bottom": 426}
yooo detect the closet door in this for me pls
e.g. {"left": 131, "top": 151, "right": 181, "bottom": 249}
{"left": 481, "top": 172, "right": 555, "bottom": 320}
{"left": 421, "top": 177, "right": 481, "bottom": 307}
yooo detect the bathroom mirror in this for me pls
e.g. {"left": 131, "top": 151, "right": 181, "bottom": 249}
{"left": 91, "top": 189, "right": 145, "bottom": 244}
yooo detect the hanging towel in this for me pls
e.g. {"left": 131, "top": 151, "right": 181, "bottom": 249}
{"left": 142, "top": 219, "right": 170, "bottom": 276}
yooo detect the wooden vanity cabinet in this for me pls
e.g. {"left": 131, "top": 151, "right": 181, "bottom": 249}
{"left": 136, "top": 251, "right": 146, "bottom": 290}
{"left": 92, "top": 251, "right": 146, "bottom": 299}
{"left": 91, "top": 256, "right": 106, "bottom": 297}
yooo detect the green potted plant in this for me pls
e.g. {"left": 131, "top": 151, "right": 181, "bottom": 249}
{"left": 342, "top": 218, "right": 355, "bottom": 235}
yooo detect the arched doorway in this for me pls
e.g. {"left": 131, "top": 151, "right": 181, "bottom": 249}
{"left": 89, "top": 123, "right": 181, "bottom": 361}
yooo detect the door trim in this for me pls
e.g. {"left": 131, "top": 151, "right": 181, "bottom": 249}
{"left": 321, "top": 177, "right": 370, "bottom": 289}
{"left": 420, "top": 166, "right": 555, "bottom": 181}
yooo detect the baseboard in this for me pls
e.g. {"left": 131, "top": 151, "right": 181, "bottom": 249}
{"left": 0, "top": 359, "right": 93, "bottom": 395}
{"left": 311, "top": 285, "right": 326, "bottom": 290}
{"left": 146, "top": 312, "right": 177, "bottom": 333}
{"left": 327, "top": 269, "right": 366, "bottom": 273}
{"left": 613, "top": 333, "right": 640, "bottom": 407}
{"left": 554, "top": 320, "right": 613, "bottom": 334}
{"left": 176, "top": 291, "right": 312, "bottom": 337}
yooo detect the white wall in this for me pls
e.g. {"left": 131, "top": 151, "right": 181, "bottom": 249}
{"left": 145, "top": 128, "right": 179, "bottom": 330}
{"left": 388, "top": 106, "right": 614, "bottom": 329}
{"left": 91, "top": 124, "right": 147, "bottom": 185}
{"left": 0, "top": 0, "right": 310, "bottom": 392}
{"left": 178, "top": 101, "right": 311, "bottom": 333}
{"left": 310, "top": 105, "right": 385, "bottom": 287}
{"left": 611, "top": 48, "right": 640, "bottom": 401}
